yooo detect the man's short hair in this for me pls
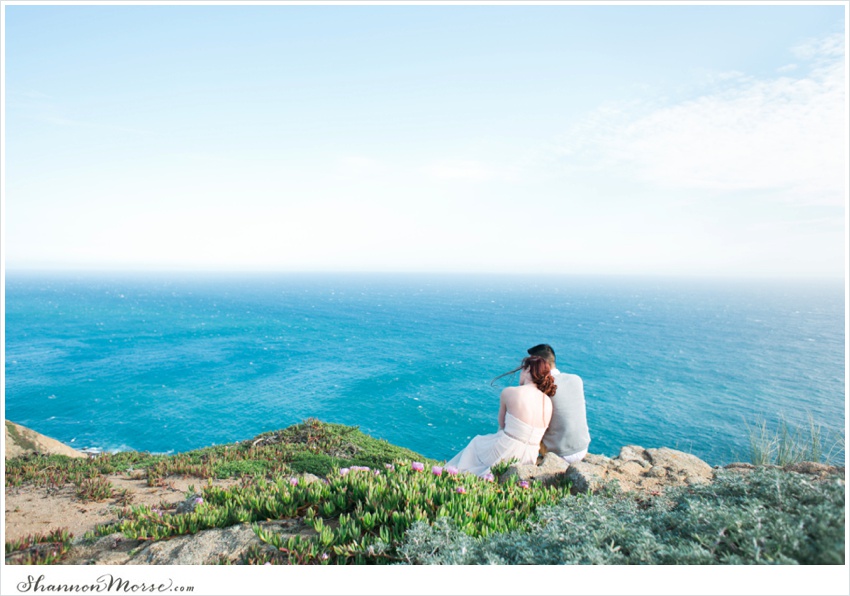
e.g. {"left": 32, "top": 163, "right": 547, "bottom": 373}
{"left": 527, "top": 343, "right": 556, "bottom": 366}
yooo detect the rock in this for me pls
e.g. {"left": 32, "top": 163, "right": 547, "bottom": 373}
{"left": 127, "top": 520, "right": 305, "bottom": 565}
{"left": 5, "top": 420, "right": 86, "bottom": 460}
{"left": 500, "top": 453, "right": 569, "bottom": 486}
{"left": 724, "top": 462, "right": 755, "bottom": 470}
{"left": 645, "top": 448, "right": 713, "bottom": 484}
{"left": 62, "top": 533, "right": 143, "bottom": 566}
{"left": 646, "top": 465, "right": 667, "bottom": 478}
{"left": 782, "top": 462, "right": 844, "bottom": 478}
{"left": 618, "top": 445, "right": 649, "bottom": 463}
{"left": 128, "top": 524, "right": 257, "bottom": 565}
{"left": 565, "top": 446, "right": 714, "bottom": 495}
{"left": 175, "top": 494, "right": 203, "bottom": 514}
{"left": 583, "top": 453, "right": 612, "bottom": 466}
{"left": 565, "top": 460, "right": 607, "bottom": 494}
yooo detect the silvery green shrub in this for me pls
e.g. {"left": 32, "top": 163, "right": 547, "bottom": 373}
{"left": 398, "top": 468, "right": 845, "bottom": 565}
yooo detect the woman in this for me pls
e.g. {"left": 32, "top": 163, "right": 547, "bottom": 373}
{"left": 447, "top": 356, "right": 556, "bottom": 477}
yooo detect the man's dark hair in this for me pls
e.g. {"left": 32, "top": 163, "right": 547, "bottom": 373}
{"left": 527, "top": 343, "right": 556, "bottom": 366}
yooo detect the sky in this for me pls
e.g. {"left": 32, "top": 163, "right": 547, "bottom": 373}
{"left": 2, "top": 3, "right": 847, "bottom": 278}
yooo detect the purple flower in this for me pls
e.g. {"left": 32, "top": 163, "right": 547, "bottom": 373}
{"left": 289, "top": 477, "right": 298, "bottom": 486}
{"left": 193, "top": 497, "right": 204, "bottom": 505}
{"left": 321, "top": 553, "right": 329, "bottom": 560}
{"left": 373, "top": 469, "right": 381, "bottom": 476}
{"left": 385, "top": 463, "right": 395, "bottom": 471}
{"left": 445, "top": 466, "right": 459, "bottom": 476}
{"left": 431, "top": 466, "right": 443, "bottom": 476}
{"left": 518, "top": 480, "right": 530, "bottom": 489}
{"left": 352, "top": 466, "right": 370, "bottom": 472}
{"left": 482, "top": 473, "right": 495, "bottom": 482}
{"left": 339, "top": 468, "right": 350, "bottom": 476}
{"left": 411, "top": 462, "right": 424, "bottom": 472}
{"left": 455, "top": 486, "right": 466, "bottom": 494}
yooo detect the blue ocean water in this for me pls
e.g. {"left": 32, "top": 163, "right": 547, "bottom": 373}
{"left": 3, "top": 272, "right": 846, "bottom": 465}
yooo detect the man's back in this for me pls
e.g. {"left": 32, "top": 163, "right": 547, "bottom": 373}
{"left": 542, "top": 372, "right": 591, "bottom": 457}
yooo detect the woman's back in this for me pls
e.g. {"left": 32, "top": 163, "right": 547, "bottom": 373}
{"left": 501, "top": 384, "right": 552, "bottom": 429}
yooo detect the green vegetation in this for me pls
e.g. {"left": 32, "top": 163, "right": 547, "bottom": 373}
{"left": 398, "top": 467, "right": 845, "bottom": 565}
{"left": 6, "top": 421, "right": 40, "bottom": 453}
{"left": 75, "top": 476, "right": 115, "bottom": 502}
{"left": 112, "top": 463, "right": 566, "bottom": 564}
{"left": 746, "top": 414, "right": 845, "bottom": 466}
{"left": 5, "top": 528, "right": 73, "bottom": 565}
{"left": 4, "top": 418, "right": 845, "bottom": 566}
{"left": 5, "top": 418, "right": 432, "bottom": 489}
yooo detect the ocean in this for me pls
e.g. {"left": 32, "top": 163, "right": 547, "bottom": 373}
{"left": 3, "top": 272, "right": 846, "bottom": 465}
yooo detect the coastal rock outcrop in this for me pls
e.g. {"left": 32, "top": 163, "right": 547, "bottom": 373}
{"left": 500, "top": 453, "right": 569, "bottom": 485}
{"left": 5, "top": 420, "right": 86, "bottom": 460}
{"left": 563, "top": 445, "right": 714, "bottom": 494}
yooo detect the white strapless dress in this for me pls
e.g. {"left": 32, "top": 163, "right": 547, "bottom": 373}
{"left": 446, "top": 413, "right": 546, "bottom": 477}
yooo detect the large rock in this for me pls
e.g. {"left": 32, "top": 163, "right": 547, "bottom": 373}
{"left": 565, "top": 445, "right": 714, "bottom": 495}
{"left": 5, "top": 420, "right": 86, "bottom": 459}
{"left": 500, "top": 453, "right": 569, "bottom": 485}
{"left": 128, "top": 523, "right": 261, "bottom": 565}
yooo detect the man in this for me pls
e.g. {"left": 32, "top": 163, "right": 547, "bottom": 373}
{"left": 527, "top": 343, "right": 590, "bottom": 464}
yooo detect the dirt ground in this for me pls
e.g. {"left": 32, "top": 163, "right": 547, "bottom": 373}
{"left": 4, "top": 474, "right": 240, "bottom": 544}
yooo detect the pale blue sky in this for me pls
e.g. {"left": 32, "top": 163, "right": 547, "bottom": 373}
{"left": 3, "top": 3, "right": 847, "bottom": 277}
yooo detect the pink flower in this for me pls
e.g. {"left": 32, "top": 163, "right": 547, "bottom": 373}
{"left": 193, "top": 497, "right": 203, "bottom": 505}
{"left": 482, "top": 473, "right": 495, "bottom": 482}
{"left": 339, "top": 468, "right": 350, "bottom": 476}
{"left": 321, "top": 553, "right": 329, "bottom": 560}
{"left": 384, "top": 463, "right": 395, "bottom": 471}
{"left": 455, "top": 486, "right": 466, "bottom": 494}
{"left": 431, "top": 466, "right": 443, "bottom": 476}
{"left": 518, "top": 480, "right": 530, "bottom": 488}
{"left": 373, "top": 469, "right": 381, "bottom": 476}
{"left": 446, "top": 466, "right": 459, "bottom": 476}
{"left": 411, "top": 462, "right": 424, "bottom": 472}
{"left": 264, "top": 562, "right": 272, "bottom": 566}
{"left": 289, "top": 477, "right": 298, "bottom": 486}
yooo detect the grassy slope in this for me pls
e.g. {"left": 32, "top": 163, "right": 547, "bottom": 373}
{"left": 5, "top": 418, "right": 845, "bottom": 565}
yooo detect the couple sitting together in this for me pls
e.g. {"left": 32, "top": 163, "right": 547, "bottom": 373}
{"left": 447, "top": 343, "right": 590, "bottom": 477}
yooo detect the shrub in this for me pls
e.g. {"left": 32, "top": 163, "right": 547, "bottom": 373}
{"left": 398, "top": 468, "right": 845, "bottom": 565}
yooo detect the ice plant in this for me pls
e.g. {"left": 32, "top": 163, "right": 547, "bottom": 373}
{"left": 193, "top": 497, "right": 203, "bottom": 505}
{"left": 384, "top": 463, "right": 395, "bottom": 471}
{"left": 431, "top": 466, "right": 443, "bottom": 476}
{"left": 339, "top": 468, "right": 350, "bottom": 476}
{"left": 518, "top": 480, "right": 530, "bottom": 488}
{"left": 412, "top": 462, "right": 425, "bottom": 472}
{"left": 289, "top": 477, "right": 298, "bottom": 486}
{"left": 446, "top": 466, "right": 459, "bottom": 476}
{"left": 482, "top": 473, "right": 495, "bottom": 482}
{"left": 455, "top": 486, "right": 466, "bottom": 494}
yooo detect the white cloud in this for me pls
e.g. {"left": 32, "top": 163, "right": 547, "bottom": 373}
{"left": 558, "top": 33, "right": 846, "bottom": 206}
{"left": 792, "top": 32, "right": 844, "bottom": 60}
